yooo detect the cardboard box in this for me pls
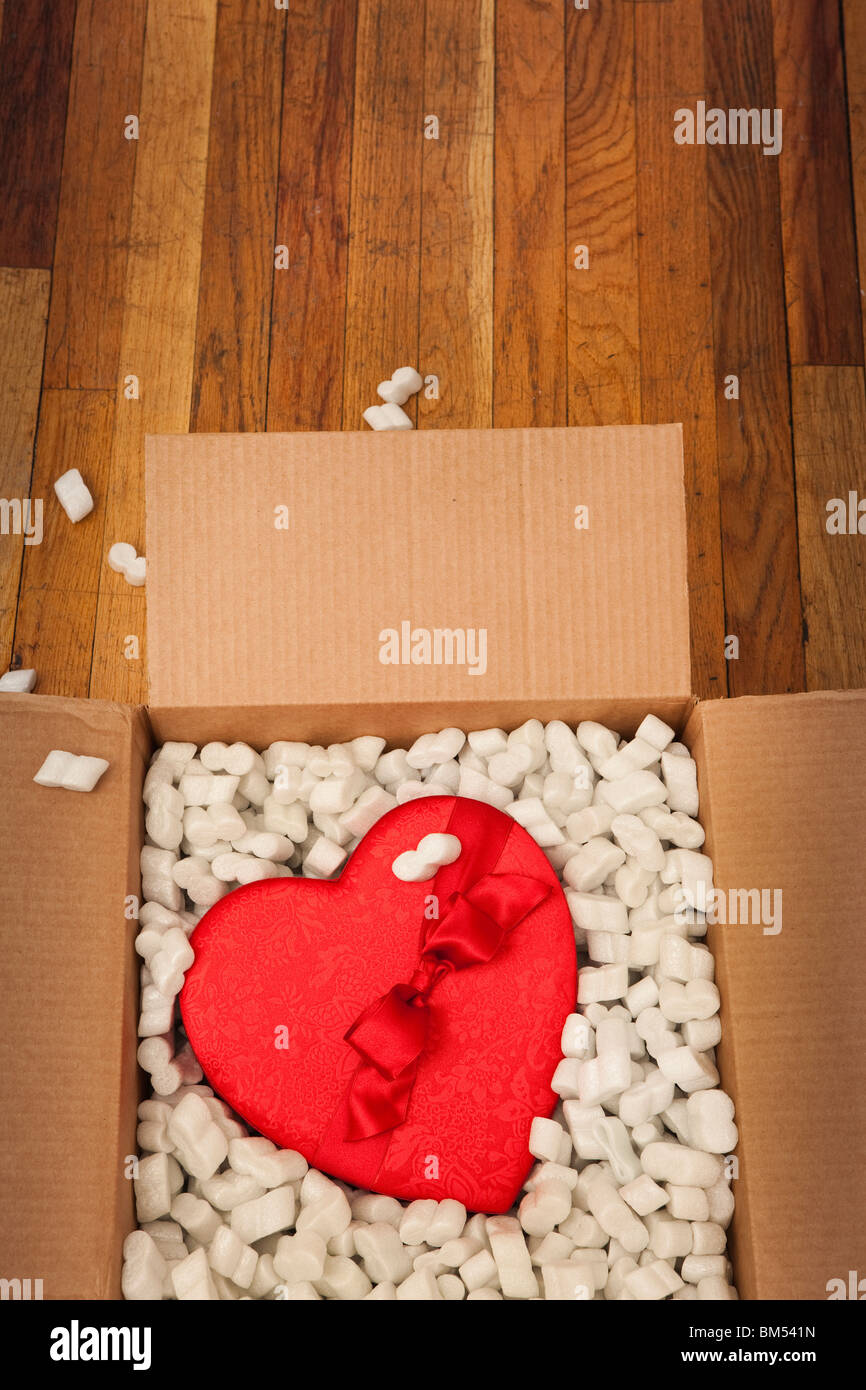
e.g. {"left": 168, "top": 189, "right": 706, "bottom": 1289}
{"left": 1, "top": 425, "right": 863, "bottom": 1300}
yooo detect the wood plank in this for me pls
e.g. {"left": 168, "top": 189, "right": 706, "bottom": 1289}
{"left": 704, "top": 0, "right": 804, "bottom": 695}
{"left": 342, "top": 0, "right": 424, "bottom": 431}
{"left": 267, "top": 0, "right": 356, "bottom": 432}
{"left": 493, "top": 0, "right": 566, "bottom": 428}
{"left": 43, "top": 0, "right": 147, "bottom": 390}
{"left": 89, "top": 0, "right": 217, "bottom": 702}
{"left": 565, "top": 0, "right": 639, "bottom": 427}
{"left": 844, "top": 0, "right": 866, "bottom": 367}
{"left": 634, "top": 0, "right": 727, "bottom": 701}
{"left": 791, "top": 367, "right": 866, "bottom": 690}
{"left": 0, "top": 267, "right": 50, "bottom": 669}
{"left": 772, "top": 0, "right": 861, "bottom": 365}
{"left": 13, "top": 390, "right": 115, "bottom": 695}
{"left": 417, "top": 0, "right": 494, "bottom": 429}
{"left": 190, "top": 0, "right": 284, "bottom": 432}
{"left": 0, "top": 0, "right": 77, "bottom": 267}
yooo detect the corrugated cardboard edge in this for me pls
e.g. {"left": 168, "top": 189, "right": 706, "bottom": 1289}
{"left": 149, "top": 697, "right": 695, "bottom": 749}
{"left": 685, "top": 690, "right": 866, "bottom": 1301}
{"left": 0, "top": 694, "right": 150, "bottom": 1299}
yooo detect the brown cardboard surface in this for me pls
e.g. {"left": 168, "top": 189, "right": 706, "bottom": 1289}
{"left": 685, "top": 690, "right": 866, "bottom": 1301}
{"left": 0, "top": 694, "right": 150, "bottom": 1299}
{"left": 148, "top": 696, "right": 694, "bottom": 750}
{"left": 146, "top": 425, "right": 691, "bottom": 720}
{"left": 4, "top": 683, "right": 864, "bottom": 1301}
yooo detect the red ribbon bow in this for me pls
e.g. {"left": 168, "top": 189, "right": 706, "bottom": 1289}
{"left": 342, "top": 872, "right": 551, "bottom": 1140}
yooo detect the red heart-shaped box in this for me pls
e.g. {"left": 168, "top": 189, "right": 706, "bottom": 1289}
{"left": 180, "top": 795, "right": 576, "bottom": 1212}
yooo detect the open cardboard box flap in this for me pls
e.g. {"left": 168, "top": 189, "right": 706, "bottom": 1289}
{"left": 685, "top": 690, "right": 866, "bottom": 1300}
{"left": 2, "top": 424, "right": 863, "bottom": 1299}
{"left": 0, "top": 694, "right": 149, "bottom": 1299}
{"left": 144, "top": 426, "right": 692, "bottom": 743}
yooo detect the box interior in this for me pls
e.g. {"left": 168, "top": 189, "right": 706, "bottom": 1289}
{"left": 4, "top": 688, "right": 864, "bottom": 1299}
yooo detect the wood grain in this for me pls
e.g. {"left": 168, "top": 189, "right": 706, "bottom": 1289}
{"left": 43, "top": 0, "right": 147, "bottom": 390}
{"left": 190, "top": 0, "right": 284, "bottom": 432}
{"left": 565, "top": 0, "right": 639, "bottom": 427}
{"left": 0, "top": 0, "right": 77, "bottom": 267}
{"left": 89, "top": 0, "right": 217, "bottom": 702}
{"left": 773, "top": 0, "right": 861, "bottom": 365}
{"left": 417, "top": 0, "right": 494, "bottom": 430}
{"left": 493, "top": 0, "right": 566, "bottom": 428}
{"left": 0, "top": 268, "right": 50, "bottom": 669}
{"left": 267, "top": 0, "right": 356, "bottom": 432}
{"left": 844, "top": 0, "right": 866, "bottom": 367}
{"left": 342, "top": 0, "right": 424, "bottom": 431}
{"left": 1, "top": 0, "right": 864, "bottom": 701}
{"left": 13, "top": 389, "right": 114, "bottom": 694}
{"left": 792, "top": 367, "right": 866, "bottom": 689}
{"left": 635, "top": 0, "right": 727, "bottom": 701}
{"left": 704, "top": 0, "right": 804, "bottom": 695}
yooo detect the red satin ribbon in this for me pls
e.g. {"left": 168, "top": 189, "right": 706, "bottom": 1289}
{"left": 342, "top": 871, "right": 551, "bottom": 1140}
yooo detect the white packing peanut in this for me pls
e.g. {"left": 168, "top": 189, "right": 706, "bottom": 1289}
{"left": 635, "top": 714, "right": 675, "bottom": 752}
{"left": 377, "top": 365, "right": 423, "bottom": 404}
{"left": 108, "top": 540, "right": 146, "bottom": 587}
{"left": 518, "top": 1180, "right": 573, "bottom": 1237}
{"left": 166, "top": 1094, "right": 228, "bottom": 1181}
{"left": 458, "top": 766, "right": 514, "bottom": 809}
{"left": 563, "top": 838, "right": 626, "bottom": 892}
{"left": 610, "top": 814, "right": 665, "bottom": 872}
{"left": 599, "top": 738, "right": 660, "bottom": 781}
{"left": 583, "top": 1171, "right": 649, "bottom": 1255}
{"left": 363, "top": 402, "right": 412, "bottom": 431}
{"left": 641, "top": 1143, "right": 723, "bottom": 1188}
{"left": 619, "top": 1174, "right": 669, "bottom": 1218}
{"left": 485, "top": 1216, "right": 538, "bottom": 1299}
{"left": 576, "top": 721, "right": 618, "bottom": 762}
{"left": 121, "top": 1231, "right": 167, "bottom": 1301}
{"left": 578, "top": 963, "right": 629, "bottom": 1006}
{"left": 661, "top": 750, "right": 699, "bottom": 815}
{"left": 665, "top": 1185, "right": 710, "bottom": 1222}
{"left": 395, "top": 1268, "right": 442, "bottom": 1300}
{"left": 560, "top": 1013, "right": 595, "bottom": 1060}
{"left": 171, "top": 1248, "right": 218, "bottom": 1301}
{"left": 134, "top": 1152, "right": 184, "bottom": 1223}
{"left": 686, "top": 1091, "right": 739, "bottom": 1154}
{"left": 208, "top": 1225, "right": 257, "bottom": 1289}
{"left": 228, "top": 1137, "right": 307, "bottom": 1188}
{"left": 296, "top": 1173, "right": 351, "bottom": 1241}
{"left": 625, "top": 1259, "right": 684, "bottom": 1300}
{"left": 542, "top": 1262, "right": 595, "bottom": 1300}
{"left": 354, "top": 1224, "right": 414, "bottom": 1285}
{"left": 230, "top": 1187, "right": 296, "bottom": 1245}
{"left": 657, "top": 1046, "right": 720, "bottom": 1094}
{"left": 459, "top": 1249, "right": 499, "bottom": 1293}
{"left": 274, "top": 1231, "right": 327, "bottom": 1284}
{"left": 33, "top": 749, "right": 109, "bottom": 791}
{"left": 0, "top": 667, "right": 37, "bottom": 691}
{"left": 599, "top": 770, "right": 668, "bottom": 815}
{"left": 54, "top": 468, "right": 95, "bottom": 522}
{"left": 566, "top": 804, "right": 615, "bottom": 844}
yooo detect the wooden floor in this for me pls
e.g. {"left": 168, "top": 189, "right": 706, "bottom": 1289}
{"left": 1, "top": 0, "right": 864, "bottom": 705}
